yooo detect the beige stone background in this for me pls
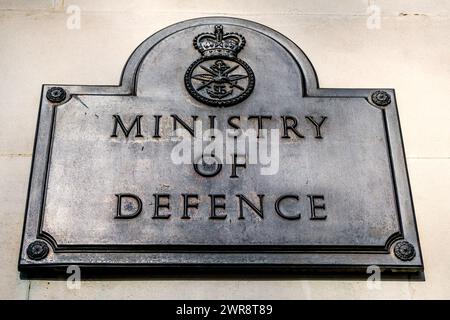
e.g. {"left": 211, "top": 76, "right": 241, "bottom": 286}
{"left": 0, "top": 0, "right": 449, "bottom": 299}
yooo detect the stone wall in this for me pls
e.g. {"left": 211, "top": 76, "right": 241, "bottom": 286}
{"left": 0, "top": 0, "right": 449, "bottom": 299}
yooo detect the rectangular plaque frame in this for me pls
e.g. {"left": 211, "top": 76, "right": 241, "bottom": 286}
{"left": 19, "top": 17, "right": 424, "bottom": 276}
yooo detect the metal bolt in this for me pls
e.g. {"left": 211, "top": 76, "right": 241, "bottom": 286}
{"left": 26, "top": 240, "right": 49, "bottom": 260}
{"left": 46, "top": 87, "right": 67, "bottom": 103}
{"left": 394, "top": 240, "right": 416, "bottom": 261}
{"left": 371, "top": 90, "right": 391, "bottom": 106}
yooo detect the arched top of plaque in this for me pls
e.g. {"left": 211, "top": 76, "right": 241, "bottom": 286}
{"left": 58, "top": 17, "right": 380, "bottom": 103}
{"left": 129, "top": 17, "right": 318, "bottom": 102}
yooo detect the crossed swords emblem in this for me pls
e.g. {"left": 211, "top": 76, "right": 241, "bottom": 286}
{"left": 191, "top": 60, "right": 249, "bottom": 99}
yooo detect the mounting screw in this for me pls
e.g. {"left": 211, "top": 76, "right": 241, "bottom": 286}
{"left": 394, "top": 240, "right": 416, "bottom": 261}
{"left": 26, "top": 240, "right": 49, "bottom": 260}
{"left": 46, "top": 87, "right": 66, "bottom": 103}
{"left": 371, "top": 90, "right": 391, "bottom": 106}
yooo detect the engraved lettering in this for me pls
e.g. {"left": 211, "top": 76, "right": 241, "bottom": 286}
{"left": 111, "top": 114, "right": 143, "bottom": 138}
{"left": 209, "top": 194, "right": 227, "bottom": 219}
{"left": 114, "top": 193, "right": 142, "bottom": 219}
{"left": 305, "top": 116, "right": 327, "bottom": 139}
{"left": 208, "top": 115, "right": 216, "bottom": 139}
{"left": 248, "top": 115, "right": 272, "bottom": 138}
{"left": 237, "top": 194, "right": 264, "bottom": 219}
{"left": 227, "top": 116, "right": 240, "bottom": 130}
{"left": 281, "top": 115, "right": 304, "bottom": 139}
{"left": 275, "top": 195, "right": 301, "bottom": 220}
{"left": 181, "top": 194, "right": 199, "bottom": 219}
{"left": 230, "top": 154, "right": 246, "bottom": 178}
{"left": 153, "top": 194, "right": 171, "bottom": 219}
{"left": 193, "top": 155, "right": 222, "bottom": 177}
{"left": 153, "top": 115, "right": 162, "bottom": 138}
{"left": 171, "top": 114, "right": 198, "bottom": 137}
{"left": 307, "top": 194, "right": 327, "bottom": 220}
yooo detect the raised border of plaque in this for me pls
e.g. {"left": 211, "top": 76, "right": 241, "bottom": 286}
{"left": 18, "top": 17, "right": 424, "bottom": 276}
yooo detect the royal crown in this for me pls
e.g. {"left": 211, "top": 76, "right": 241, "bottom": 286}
{"left": 193, "top": 25, "right": 246, "bottom": 58}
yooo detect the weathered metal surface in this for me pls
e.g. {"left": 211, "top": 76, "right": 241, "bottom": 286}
{"left": 19, "top": 17, "right": 423, "bottom": 275}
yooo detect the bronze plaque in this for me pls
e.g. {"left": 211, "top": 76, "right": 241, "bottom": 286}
{"left": 19, "top": 17, "right": 423, "bottom": 276}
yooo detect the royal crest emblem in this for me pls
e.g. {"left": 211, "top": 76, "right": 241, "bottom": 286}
{"left": 185, "top": 25, "right": 255, "bottom": 107}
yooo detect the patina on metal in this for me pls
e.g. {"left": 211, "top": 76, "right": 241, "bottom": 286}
{"left": 18, "top": 17, "right": 423, "bottom": 276}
